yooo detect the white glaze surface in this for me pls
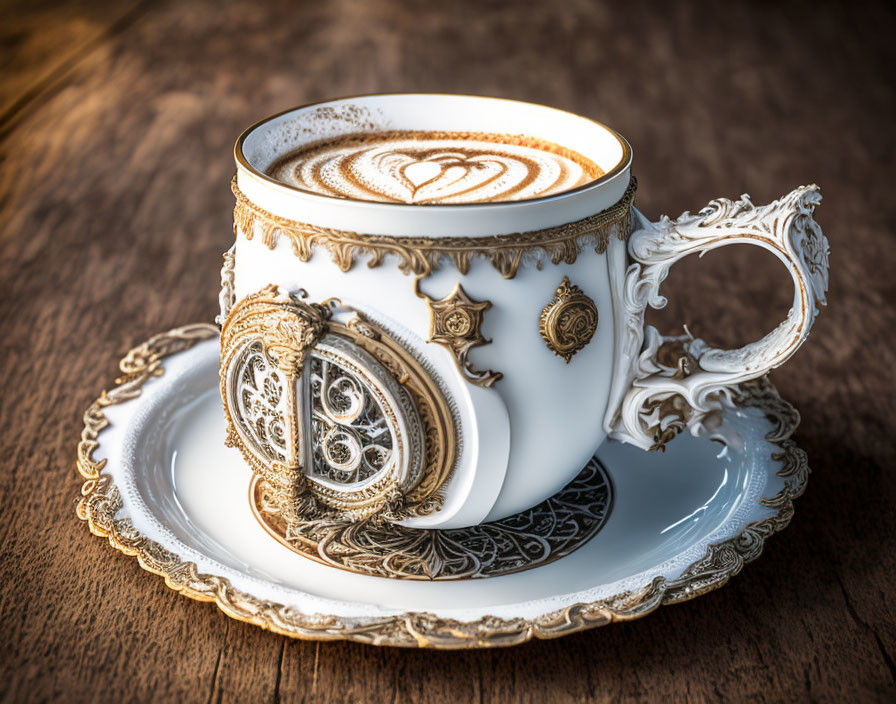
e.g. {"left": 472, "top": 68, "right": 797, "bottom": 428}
{"left": 97, "top": 338, "right": 784, "bottom": 621}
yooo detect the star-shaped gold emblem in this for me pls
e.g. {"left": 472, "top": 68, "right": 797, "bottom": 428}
{"left": 416, "top": 280, "right": 502, "bottom": 388}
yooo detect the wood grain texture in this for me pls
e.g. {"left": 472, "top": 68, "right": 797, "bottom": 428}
{"left": 1, "top": 0, "right": 894, "bottom": 701}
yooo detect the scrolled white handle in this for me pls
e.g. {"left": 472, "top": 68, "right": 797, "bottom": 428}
{"left": 608, "top": 185, "right": 829, "bottom": 450}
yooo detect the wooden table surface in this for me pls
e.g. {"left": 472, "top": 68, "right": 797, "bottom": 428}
{"left": 2, "top": 0, "right": 894, "bottom": 701}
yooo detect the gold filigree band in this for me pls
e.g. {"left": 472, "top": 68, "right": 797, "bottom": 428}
{"left": 232, "top": 175, "right": 637, "bottom": 278}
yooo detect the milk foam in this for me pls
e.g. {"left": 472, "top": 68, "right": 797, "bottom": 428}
{"left": 266, "top": 131, "right": 603, "bottom": 204}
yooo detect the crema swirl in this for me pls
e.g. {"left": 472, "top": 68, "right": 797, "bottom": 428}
{"left": 266, "top": 131, "right": 604, "bottom": 204}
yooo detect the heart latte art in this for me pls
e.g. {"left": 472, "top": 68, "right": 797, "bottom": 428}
{"left": 266, "top": 131, "right": 604, "bottom": 204}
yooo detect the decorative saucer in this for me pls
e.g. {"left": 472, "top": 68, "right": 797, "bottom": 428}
{"left": 77, "top": 324, "right": 809, "bottom": 649}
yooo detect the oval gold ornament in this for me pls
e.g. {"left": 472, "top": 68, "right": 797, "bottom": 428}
{"left": 539, "top": 277, "right": 598, "bottom": 363}
{"left": 219, "top": 285, "right": 457, "bottom": 520}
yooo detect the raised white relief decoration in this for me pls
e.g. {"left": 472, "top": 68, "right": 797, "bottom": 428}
{"left": 215, "top": 244, "right": 236, "bottom": 327}
{"left": 607, "top": 185, "right": 829, "bottom": 450}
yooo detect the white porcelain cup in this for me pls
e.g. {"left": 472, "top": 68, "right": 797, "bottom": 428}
{"left": 220, "top": 94, "right": 829, "bottom": 529}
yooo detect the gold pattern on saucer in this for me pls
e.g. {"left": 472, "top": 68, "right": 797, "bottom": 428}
{"left": 251, "top": 457, "right": 611, "bottom": 580}
{"left": 539, "top": 276, "right": 599, "bottom": 362}
{"left": 415, "top": 279, "right": 502, "bottom": 388}
{"left": 219, "top": 285, "right": 456, "bottom": 520}
{"left": 231, "top": 175, "right": 637, "bottom": 279}
{"left": 76, "top": 325, "right": 808, "bottom": 648}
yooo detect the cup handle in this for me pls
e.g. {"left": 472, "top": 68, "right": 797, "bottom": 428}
{"left": 607, "top": 185, "right": 829, "bottom": 450}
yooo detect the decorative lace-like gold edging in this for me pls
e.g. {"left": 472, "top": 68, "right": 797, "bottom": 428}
{"left": 76, "top": 325, "right": 808, "bottom": 649}
{"left": 232, "top": 176, "right": 637, "bottom": 278}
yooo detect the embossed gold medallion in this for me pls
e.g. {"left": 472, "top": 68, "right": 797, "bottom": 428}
{"left": 415, "top": 279, "right": 502, "bottom": 388}
{"left": 220, "top": 285, "right": 457, "bottom": 521}
{"left": 539, "top": 276, "right": 598, "bottom": 362}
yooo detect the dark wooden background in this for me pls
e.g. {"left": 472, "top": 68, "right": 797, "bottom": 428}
{"left": 2, "top": 0, "right": 894, "bottom": 701}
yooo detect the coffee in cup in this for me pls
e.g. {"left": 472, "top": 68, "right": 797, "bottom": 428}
{"left": 266, "top": 130, "right": 604, "bottom": 204}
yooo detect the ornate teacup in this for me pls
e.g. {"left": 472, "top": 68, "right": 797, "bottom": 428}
{"left": 218, "top": 94, "right": 828, "bottom": 545}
